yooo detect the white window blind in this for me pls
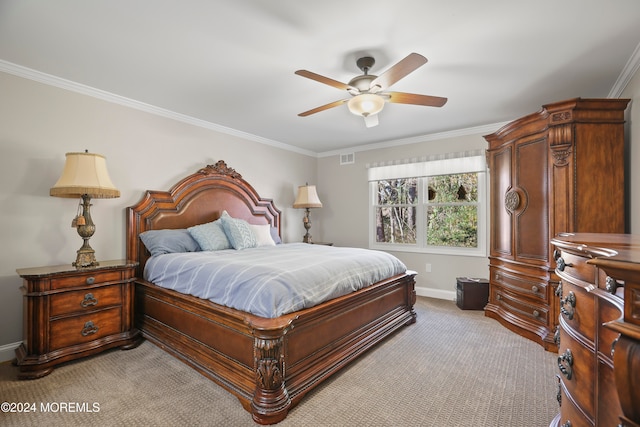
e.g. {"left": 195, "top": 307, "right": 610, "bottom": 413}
{"left": 367, "top": 150, "right": 486, "bottom": 181}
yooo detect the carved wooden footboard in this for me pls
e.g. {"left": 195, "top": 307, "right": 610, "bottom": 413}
{"left": 127, "top": 161, "right": 417, "bottom": 424}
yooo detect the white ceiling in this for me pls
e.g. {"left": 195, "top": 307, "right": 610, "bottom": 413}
{"left": 2, "top": 0, "right": 640, "bottom": 155}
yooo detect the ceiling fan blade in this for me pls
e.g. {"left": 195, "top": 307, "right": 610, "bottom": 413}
{"left": 298, "top": 99, "right": 349, "bottom": 117}
{"left": 386, "top": 91, "right": 448, "bottom": 107}
{"left": 364, "top": 114, "right": 379, "bottom": 128}
{"left": 369, "top": 53, "right": 428, "bottom": 92}
{"left": 295, "top": 70, "right": 354, "bottom": 91}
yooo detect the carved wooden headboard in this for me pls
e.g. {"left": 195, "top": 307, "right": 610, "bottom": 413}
{"left": 126, "top": 161, "right": 281, "bottom": 277}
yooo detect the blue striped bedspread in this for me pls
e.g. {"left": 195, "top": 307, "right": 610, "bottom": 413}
{"left": 143, "top": 243, "right": 407, "bottom": 318}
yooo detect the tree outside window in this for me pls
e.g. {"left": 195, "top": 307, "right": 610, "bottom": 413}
{"left": 375, "top": 178, "right": 418, "bottom": 244}
{"left": 373, "top": 173, "right": 481, "bottom": 251}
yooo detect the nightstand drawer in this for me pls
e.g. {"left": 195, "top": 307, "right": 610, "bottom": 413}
{"left": 49, "top": 307, "right": 122, "bottom": 350}
{"left": 50, "top": 284, "right": 122, "bottom": 317}
{"left": 50, "top": 270, "right": 123, "bottom": 290}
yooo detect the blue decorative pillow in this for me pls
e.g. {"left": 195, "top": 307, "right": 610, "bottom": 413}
{"left": 188, "top": 220, "right": 231, "bottom": 251}
{"left": 139, "top": 229, "right": 201, "bottom": 256}
{"left": 220, "top": 212, "right": 257, "bottom": 250}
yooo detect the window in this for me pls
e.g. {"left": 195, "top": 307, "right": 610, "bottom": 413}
{"left": 368, "top": 152, "right": 486, "bottom": 256}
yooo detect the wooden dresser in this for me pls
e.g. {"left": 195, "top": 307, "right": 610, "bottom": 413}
{"left": 484, "top": 98, "right": 629, "bottom": 351}
{"left": 551, "top": 233, "right": 640, "bottom": 427}
{"left": 15, "top": 259, "right": 141, "bottom": 379}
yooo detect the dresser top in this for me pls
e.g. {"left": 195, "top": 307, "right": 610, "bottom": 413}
{"left": 552, "top": 233, "right": 640, "bottom": 264}
{"left": 16, "top": 259, "right": 138, "bottom": 278}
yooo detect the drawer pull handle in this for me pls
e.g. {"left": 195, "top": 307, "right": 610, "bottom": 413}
{"left": 555, "top": 281, "right": 563, "bottom": 297}
{"left": 611, "top": 336, "right": 619, "bottom": 357}
{"left": 81, "top": 321, "right": 99, "bottom": 336}
{"left": 556, "top": 257, "right": 573, "bottom": 272}
{"left": 553, "top": 249, "right": 562, "bottom": 261}
{"left": 80, "top": 293, "right": 98, "bottom": 308}
{"left": 560, "top": 291, "right": 576, "bottom": 320}
{"left": 558, "top": 349, "right": 573, "bottom": 380}
{"left": 532, "top": 310, "right": 540, "bottom": 318}
{"left": 561, "top": 421, "right": 572, "bottom": 427}
{"left": 86, "top": 276, "right": 95, "bottom": 285}
{"left": 531, "top": 285, "right": 539, "bottom": 293}
{"left": 605, "top": 276, "right": 620, "bottom": 294}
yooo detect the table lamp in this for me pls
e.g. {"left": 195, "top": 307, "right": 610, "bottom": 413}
{"left": 293, "top": 183, "right": 322, "bottom": 243}
{"left": 50, "top": 151, "right": 120, "bottom": 268}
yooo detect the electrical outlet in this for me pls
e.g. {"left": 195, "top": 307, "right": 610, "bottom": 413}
{"left": 425, "top": 263, "right": 432, "bottom": 273}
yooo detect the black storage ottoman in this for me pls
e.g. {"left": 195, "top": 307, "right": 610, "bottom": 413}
{"left": 456, "top": 277, "right": 489, "bottom": 310}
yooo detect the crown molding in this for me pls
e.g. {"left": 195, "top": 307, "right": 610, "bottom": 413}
{"left": 3, "top": 51, "right": 636, "bottom": 160}
{"left": 0, "top": 60, "right": 317, "bottom": 158}
{"left": 609, "top": 41, "right": 640, "bottom": 98}
{"left": 316, "top": 122, "right": 510, "bottom": 158}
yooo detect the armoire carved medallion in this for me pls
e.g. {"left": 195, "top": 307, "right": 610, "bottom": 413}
{"left": 484, "top": 98, "right": 629, "bottom": 351}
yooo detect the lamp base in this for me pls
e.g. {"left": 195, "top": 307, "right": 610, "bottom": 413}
{"left": 72, "top": 194, "right": 99, "bottom": 269}
{"left": 302, "top": 208, "right": 314, "bottom": 244}
{"left": 73, "top": 247, "right": 99, "bottom": 269}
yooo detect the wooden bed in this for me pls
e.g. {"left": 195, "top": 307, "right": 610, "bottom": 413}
{"left": 126, "top": 160, "right": 417, "bottom": 424}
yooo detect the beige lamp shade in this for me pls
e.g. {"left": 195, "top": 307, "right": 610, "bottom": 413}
{"left": 293, "top": 184, "right": 322, "bottom": 209}
{"left": 50, "top": 152, "right": 120, "bottom": 198}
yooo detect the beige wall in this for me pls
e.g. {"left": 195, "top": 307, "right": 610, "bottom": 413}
{"left": 317, "top": 69, "right": 640, "bottom": 298}
{"left": 0, "top": 72, "right": 317, "bottom": 353}
{"left": 622, "top": 67, "right": 640, "bottom": 233}
{"left": 2, "top": 63, "right": 640, "bottom": 358}
{"left": 316, "top": 134, "right": 492, "bottom": 298}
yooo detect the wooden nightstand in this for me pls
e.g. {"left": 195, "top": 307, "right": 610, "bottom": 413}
{"left": 15, "top": 259, "right": 141, "bottom": 379}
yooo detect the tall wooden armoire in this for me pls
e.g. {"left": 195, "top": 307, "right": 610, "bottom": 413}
{"left": 484, "top": 98, "right": 628, "bottom": 351}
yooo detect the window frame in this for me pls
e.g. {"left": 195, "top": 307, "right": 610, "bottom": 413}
{"left": 368, "top": 159, "right": 487, "bottom": 257}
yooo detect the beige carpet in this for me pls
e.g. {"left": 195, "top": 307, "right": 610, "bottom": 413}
{"left": 0, "top": 297, "right": 558, "bottom": 426}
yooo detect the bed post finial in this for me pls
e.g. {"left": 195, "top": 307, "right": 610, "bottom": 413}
{"left": 199, "top": 160, "right": 242, "bottom": 179}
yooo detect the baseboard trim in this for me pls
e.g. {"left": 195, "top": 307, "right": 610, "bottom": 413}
{"left": 0, "top": 341, "right": 21, "bottom": 363}
{"left": 415, "top": 286, "right": 456, "bottom": 301}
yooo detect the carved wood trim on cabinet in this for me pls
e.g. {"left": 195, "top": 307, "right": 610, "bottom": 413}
{"left": 15, "top": 260, "right": 142, "bottom": 379}
{"left": 484, "top": 98, "right": 629, "bottom": 352}
{"left": 551, "top": 234, "right": 640, "bottom": 427}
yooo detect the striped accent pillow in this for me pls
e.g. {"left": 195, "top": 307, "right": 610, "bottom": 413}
{"left": 220, "top": 212, "right": 257, "bottom": 250}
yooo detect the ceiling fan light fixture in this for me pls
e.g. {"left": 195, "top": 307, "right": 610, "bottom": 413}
{"left": 347, "top": 93, "right": 385, "bottom": 117}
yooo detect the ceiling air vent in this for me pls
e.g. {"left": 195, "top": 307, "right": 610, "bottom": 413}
{"left": 340, "top": 153, "right": 355, "bottom": 165}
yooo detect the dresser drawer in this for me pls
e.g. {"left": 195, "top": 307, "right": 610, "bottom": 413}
{"left": 558, "top": 279, "right": 596, "bottom": 342}
{"left": 49, "top": 284, "right": 122, "bottom": 317}
{"left": 558, "top": 381, "right": 593, "bottom": 427}
{"left": 556, "top": 251, "right": 596, "bottom": 284}
{"left": 493, "top": 287, "right": 549, "bottom": 325}
{"left": 50, "top": 270, "right": 123, "bottom": 290}
{"left": 491, "top": 267, "right": 548, "bottom": 302}
{"left": 49, "top": 307, "right": 122, "bottom": 351}
{"left": 558, "top": 326, "right": 596, "bottom": 420}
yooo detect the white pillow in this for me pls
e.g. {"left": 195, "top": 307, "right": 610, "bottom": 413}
{"left": 249, "top": 224, "right": 276, "bottom": 246}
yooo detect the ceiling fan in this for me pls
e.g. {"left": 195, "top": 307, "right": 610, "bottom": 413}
{"left": 295, "top": 52, "right": 447, "bottom": 128}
